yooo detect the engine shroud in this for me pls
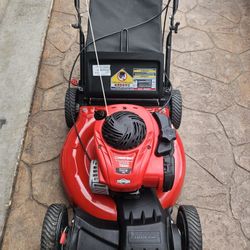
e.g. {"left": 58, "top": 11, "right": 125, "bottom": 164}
{"left": 102, "top": 111, "right": 147, "bottom": 150}
{"left": 95, "top": 106, "right": 164, "bottom": 192}
{"left": 60, "top": 104, "right": 185, "bottom": 221}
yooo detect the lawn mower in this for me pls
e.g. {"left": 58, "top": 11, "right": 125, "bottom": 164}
{"left": 41, "top": 0, "right": 202, "bottom": 249}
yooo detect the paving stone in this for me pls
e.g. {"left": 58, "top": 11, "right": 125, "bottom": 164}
{"left": 42, "top": 83, "right": 67, "bottom": 111}
{"left": 198, "top": 0, "right": 241, "bottom": 24}
{"left": 210, "top": 32, "right": 250, "bottom": 54}
{"left": 32, "top": 158, "right": 68, "bottom": 206}
{"left": 236, "top": 0, "right": 250, "bottom": 16}
{"left": 232, "top": 72, "right": 250, "bottom": 109}
{"left": 179, "top": 108, "right": 235, "bottom": 184}
{"left": 31, "top": 88, "right": 44, "bottom": 115}
{"left": 217, "top": 105, "right": 250, "bottom": 146}
{"left": 1, "top": 200, "right": 46, "bottom": 250}
{"left": 37, "top": 64, "right": 64, "bottom": 89}
{"left": 240, "top": 50, "right": 250, "bottom": 72}
{"left": 22, "top": 110, "right": 68, "bottom": 164}
{"left": 172, "top": 67, "right": 233, "bottom": 113}
{"left": 171, "top": 50, "right": 181, "bottom": 65}
{"left": 54, "top": 0, "right": 77, "bottom": 15}
{"left": 61, "top": 42, "right": 80, "bottom": 81}
{"left": 240, "top": 16, "right": 250, "bottom": 38}
{"left": 42, "top": 39, "right": 64, "bottom": 66}
{"left": 174, "top": 48, "right": 242, "bottom": 83}
{"left": 178, "top": 0, "right": 197, "bottom": 13}
{"left": 179, "top": 157, "right": 228, "bottom": 212}
{"left": 47, "top": 11, "right": 77, "bottom": 53}
{"left": 10, "top": 162, "right": 31, "bottom": 210}
{"left": 233, "top": 144, "right": 250, "bottom": 172}
{"left": 186, "top": 6, "right": 238, "bottom": 34}
{"left": 232, "top": 165, "right": 250, "bottom": 186}
{"left": 198, "top": 209, "right": 249, "bottom": 250}
{"left": 231, "top": 178, "right": 250, "bottom": 239}
{"left": 173, "top": 27, "right": 213, "bottom": 52}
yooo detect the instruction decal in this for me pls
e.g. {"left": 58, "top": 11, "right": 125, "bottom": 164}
{"left": 133, "top": 68, "right": 157, "bottom": 91}
{"left": 93, "top": 65, "right": 111, "bottom": 76}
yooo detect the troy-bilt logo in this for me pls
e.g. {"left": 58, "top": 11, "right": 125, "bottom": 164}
{"left": 117, "top": 178, "right": 131, "bottom": 184}
{"left": 128, "top": 231, "right": 161, "bottom": 244}
{"left": 114, "top": 155, "right": 134, "bottom": 168}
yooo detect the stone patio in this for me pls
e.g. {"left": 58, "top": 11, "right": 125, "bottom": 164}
{"left": 1, "top": 0, "right": 250, "bottom": 249}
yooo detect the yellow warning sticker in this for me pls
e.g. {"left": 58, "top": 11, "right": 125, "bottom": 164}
{"left": 111, "top": 69, "right": 133, "bottom": 85}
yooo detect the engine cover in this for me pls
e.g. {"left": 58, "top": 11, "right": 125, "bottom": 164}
{"left": 94, "top": 105, "right": 164, "bottom": 192}
{"left": 102, "top": 111, "right": 147, "bottom": 150}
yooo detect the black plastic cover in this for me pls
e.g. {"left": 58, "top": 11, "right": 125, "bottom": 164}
{"left": 153, "top": 112, "right": 176, "bottom": 156}
{"left": 65, "top": 208, "right": 119, "bottom": 250}
{"left": 64, "top": 189, "right": 181, "bottom": 250}
{"left": 87, "top": 0, "right": 163, "bottom": 53}
{"left": 116, "top": 188, "right": 170, "bottom": 250}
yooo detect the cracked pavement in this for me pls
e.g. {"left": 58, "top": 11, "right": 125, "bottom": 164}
{"left": 1, "top": 0, "right": 250, "bottom": 249}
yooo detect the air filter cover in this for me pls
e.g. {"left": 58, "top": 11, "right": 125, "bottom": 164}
{"left": 102, "top": 111, "right": 147, "bottom": 150}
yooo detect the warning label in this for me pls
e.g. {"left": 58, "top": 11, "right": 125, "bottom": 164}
{"left": 133, "top": 68, "right": 157, "bottom": 90}
{"left": 111, "top": 68, "right": 157, "bottom": 91}
{"left": 111, "top": 69, "right": 134, "bottom": 90}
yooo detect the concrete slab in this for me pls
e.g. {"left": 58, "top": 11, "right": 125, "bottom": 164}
{"left": 0, "top": 0, "right": 9, "bottom": 23}
{"left": 0, "top": 0, "right": 53, "bottom": 241}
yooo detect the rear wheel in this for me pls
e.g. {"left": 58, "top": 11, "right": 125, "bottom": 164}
{"left": 170, "top": 89, "right": 182, "bottom": 129}
{"left": 65, "top": 88, "right": 78, "bottom": 128}
{"left": 176, "top": 205, "right": 202, "bottom": 250}
{"left": 41, "top": 204, "right": 68, "bottom": 250}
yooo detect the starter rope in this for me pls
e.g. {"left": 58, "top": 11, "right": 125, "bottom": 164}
{"left": 85, "top": 0, "right": 109, "bottom": 115}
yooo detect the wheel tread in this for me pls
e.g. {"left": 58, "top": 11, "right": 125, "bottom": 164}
{"left": 41, "top": 204, "right": 68, "bottom": 250}
{"left": 177, "top": 205, "right": 202, "bottom": 250}
{"left": 65, "top": 88, "right": 78, "bottom": 128}
{"left": 170, "top": 89, "right": 182, "bottom": 129}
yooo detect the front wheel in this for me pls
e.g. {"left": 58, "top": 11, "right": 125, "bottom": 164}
{"left": 41, "top": 204, "right": 68, "bottom": 250}
{"left": 170, "top": 89, "right": 182, "bottom": 129}
{"left": 176, "top": 205, "right": 202, "bottom": 250}
{"left": 65, "top": 88, "right": 78, "bottom": 129}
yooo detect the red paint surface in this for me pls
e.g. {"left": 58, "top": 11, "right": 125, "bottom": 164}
{"left": 60, "top": 105, "right": 185, "bottom": 221}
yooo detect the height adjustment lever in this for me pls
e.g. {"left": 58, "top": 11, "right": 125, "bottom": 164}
{"left": 174, "top": 22, "right": 180, "bottom": 33}
{"left": 72, "top": 23, "right": 80, "bottom": 29}
{"left": 153, "top": 112, "right": 176, "bottom": 156}
{"left": 170, "top": 22, "right": 180, "bottom": 34}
